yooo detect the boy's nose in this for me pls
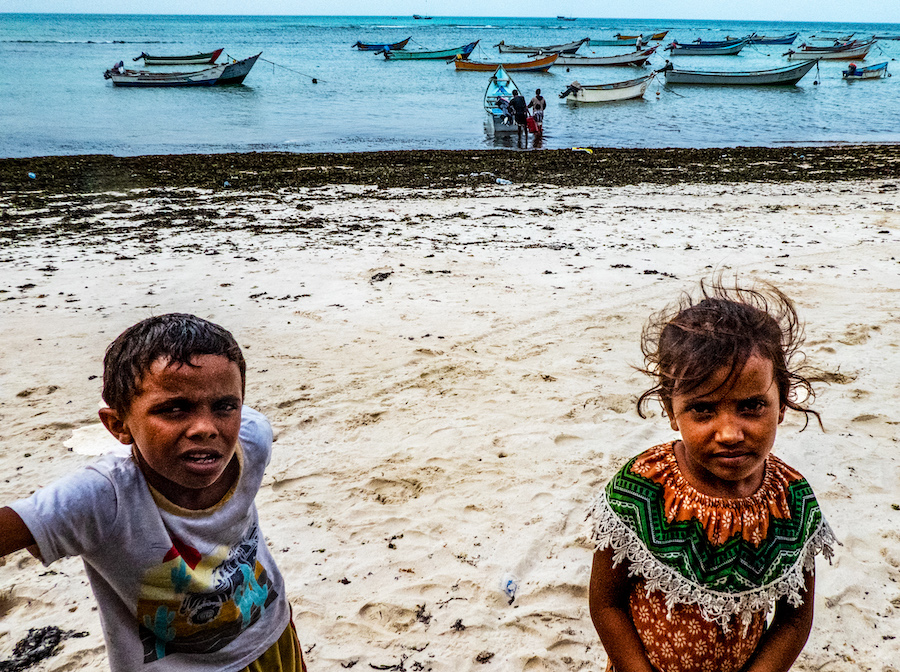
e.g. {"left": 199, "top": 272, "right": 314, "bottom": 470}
{"left": 187, "top": 410, "right": 219, "bottom": 439}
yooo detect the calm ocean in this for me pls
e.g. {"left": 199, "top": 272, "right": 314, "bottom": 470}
{"left": 2, "top": 14, "right": 899, "bottom": 157}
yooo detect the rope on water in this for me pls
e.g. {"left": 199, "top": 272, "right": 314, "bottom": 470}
{"left": 256, "top": 56, "right": 322, "bottom": 83}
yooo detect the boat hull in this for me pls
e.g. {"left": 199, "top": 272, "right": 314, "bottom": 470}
{"left": 667, "top": 40, "right": 748, "bottom": 55}
{"left": 383, "top": 40, "right": 478, "bottom": 60}
{"left": 496, "top": 37, "right": 588, "bottom": 54}
{"left": 138, "top": 48, "right": 224, "bottom": 65}
{"left": 788, "top": 41, "right": 874, "bottom": 60}
{"left": 457, "top": 53, "right": 558, "bottom": 72}
{"left": 664, "top": 59, "right": 818, "bottom": 85}
{"left": 105, "top": 53, "right": 260, "bottom": 87}
{"left": 556, "top": 47, "right": 657, "bottom": 66}
{"left": 354, "top": 37, "right": 410, "bottom": 51}
{"left": 563, "top": 72, "right": 656, "bottom": 102}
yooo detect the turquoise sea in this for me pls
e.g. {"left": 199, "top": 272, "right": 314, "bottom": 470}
{"left": 2, "top": 14, "right": 899, "bottom": 157}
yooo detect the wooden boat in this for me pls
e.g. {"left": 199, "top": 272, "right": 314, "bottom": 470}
{"left": 456, "top": 53, "right": 558, "bottom": 72}
{"left": 843, "top": 61, "right": 889, "bottom": 79}
{"left": 353, "top": 37, "right": 410, "bottom": 51}
{"left": 104, "top": 53, "right": 260, "bottom": 87}
{"left": 666, "top": 39, "right": 748, "bottom": 56}
{"left": 786, "top": 40, "right": 875, "bottom": 60}
{"left": 616, "top": 31, "right": 669, "bottom": 41}
{"left": 134, "top": 48, "right": 223, "bottom": 66}
{"left": 589, "top": 37, "right": 638, "bottom": 47}
{"left": 483, "top": 65, "right": 519, "bottom": 134}
{"left": 692, "top": 36, "right": 751, "bottom": 47}
{"left": 559, "top": 71, "right": 657, "bottom": 102}
{"left": 495, "top": 37, "right": 589, "bottom": 54}
{"left": 746, "top": 32, "right": 799, "bottom": 45}
{"left": 555, "top": 46, "right": 657, "bottom": 66}
{"left": 380, "top": 40, "right": 478, "bottom": 60}
{"left": 662, "top": 59, "right": 818, "bottom": 85}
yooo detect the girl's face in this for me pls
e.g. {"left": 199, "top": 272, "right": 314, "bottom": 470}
{"left": 667, "top": 353, "right": 785, "bottom": 499}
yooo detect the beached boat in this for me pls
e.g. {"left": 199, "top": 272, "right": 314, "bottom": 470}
{"left": 456, "top": 53, "right": 558, "bottom": 72}
{"left": 104, "top": 53, "right": 260, "bottom": 87}
{"left": 666, "top": 39, "right": 748, "bottom": 56}
{"left": 786, "top": 40, "right": 875, "bottom": 60}
{"left": 616, "top": 31, "right": 669, "bottom": 41}
{"left": 353, "top": 37, "right": 410, "bottom": 51}
{"left": 555, "top": 46, "right": 657, "bottom": 67}
{"left": 380, "top": 40, "right": 478, "bottom": 60}
{"left": 588, "top": 37, "right": 639, "bottom": 47}
{"left": 662, "top": 59, "right": 818, "bottom": 85}
{"left": 559, "top": 71, "right": 657, "bottom": 102}
{"left": 843, "top": 61, "right": 889, "bottom": 79}
{"left": 134, "top": 49, "right": 223, "bottom": 66}
{"left": 495, "top": 37, "right": 589, "bottom": 54}
{"left": 483, "top": 65, "right": 519, "bottom": 134}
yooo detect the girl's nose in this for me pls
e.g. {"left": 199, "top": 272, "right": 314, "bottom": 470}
{"left": 715, "top": 414, "right": 744, "bottom": 444}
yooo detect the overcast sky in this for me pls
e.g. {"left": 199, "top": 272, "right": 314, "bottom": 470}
{"left": 5, "top": 0, "right": 899, "bottom": 23}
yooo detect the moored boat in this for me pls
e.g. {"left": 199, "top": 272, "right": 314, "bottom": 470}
{"left": 616, "top": 31, "right": 669, "bottom": 41}
{"left": 559, "top": 71, "right": 657, "bottom": 102}
{"left": 662, "top": 59, "right": 818, "bottom": 85}
{"left": 483, "top": 65, "right": 519, "bottom": 134}
{"left": 134, "top": 48, "right": 223, "bottom": 66}
{"left": 380, "top": 40, "right": 478, "bottom": 60}
{"left": 495, "top": 37, "right": 589, "bottom": 54}
{"left": 786, "top": 39, "right": 875, "bottom": 60}
{"left": 843, "top": 61, "right": 889, "bottom": 79}
{"left": 456, "top": 53, "right": 558, "bottom": 72}
{"left": 353, "top": 37, "right": 410, "bottom": 51}
{"left": 588, "top": 37, "right": 638, "bottom": 47}
{"left": 744, "top": 32, "right": 799, "bottom": 45}
{"left": 104, "top": 53, "right": 260, "bottom": 87}
{"left": 555, "top": 46, "right": 657, "bottom": 67}
{"left": 666, "top": 39, "right": 748, "bottom": 56}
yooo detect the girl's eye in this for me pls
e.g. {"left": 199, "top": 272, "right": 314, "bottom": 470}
{"left": 740, "top": 399, "right": 766, "bottom": 414}
{"left": 688, "top": 403, "right": 715, "bottom": 417}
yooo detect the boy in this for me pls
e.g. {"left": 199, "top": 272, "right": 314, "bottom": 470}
{"left": 0, "top": 314, "right": 305, "bottom": 671}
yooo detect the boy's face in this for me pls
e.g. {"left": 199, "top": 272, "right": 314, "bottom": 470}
{"left": 100, "top": 354, "right": 243, "bottom": 509}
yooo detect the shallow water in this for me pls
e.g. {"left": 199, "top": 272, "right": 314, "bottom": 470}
{"left": 2, "top": 14, "right": 899, "bottom": 156}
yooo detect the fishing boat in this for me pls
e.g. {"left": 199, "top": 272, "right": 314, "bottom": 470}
{"left": 741, "top": 32, "right": 799, "bottom": 45}
{"left": 380, "top": 40, "right": 478, "bottom": 60}
{"left": 666, "top": 39, "right": 748, "bottom": 56}
{"left": 412, "top": 14, "right": 432, "bottom": 19}
{"left": 843, "top": 61, "right": 889, "bottom": 79}
{"left": 104, "top": 53, "right": 260, "bottom": 87}
{"left": 353, "top": 37, "right": 410, "bottom": 51}
{"left": 456, "top": 53, "right": 558, "bottom": 72}
{"left": 873, "top": 34, "right": 900, "bottom": 40}
{"left": 555, "top": 46, "right": 657, "bottom": 66}
{"left": 589, "top": 37, "right": 639, "bottom": 47}
{"left": 133, "top": 48, "right": 223, "bottom": 66}
{"left": 483, "top": 65, "right": 519, "bottom": 134}
{"left": 557, "top": 16, "right": 577, "bottom": 20}
{"left": 662, "top": 59, "right": 818, "bottom": 85}
{"left": 495, "top": 37, "right": 589, "bottom": 54}
{"left": 559, "top": 71, "right": 657, "bottom": 102}
{"left": 786, "top": 39, "right": 875, "bottom": 60}
{"left": 617, "top": 31, "right": 669, "bottom": 41}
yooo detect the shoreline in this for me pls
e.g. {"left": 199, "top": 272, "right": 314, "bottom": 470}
{"left": 3, "top": 144, "right": 900, "bottom": 195}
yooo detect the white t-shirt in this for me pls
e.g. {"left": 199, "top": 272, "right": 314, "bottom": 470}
{"left": 11, "top": 406, "right": 290, "bottom": 672}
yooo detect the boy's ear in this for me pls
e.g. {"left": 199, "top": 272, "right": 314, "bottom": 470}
{"left": 99, "top": 408, "right": 134, "bottom": 445}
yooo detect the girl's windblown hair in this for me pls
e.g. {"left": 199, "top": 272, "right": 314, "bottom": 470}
{"left": 637, "top": 279, "right": 821, "bottom": 428}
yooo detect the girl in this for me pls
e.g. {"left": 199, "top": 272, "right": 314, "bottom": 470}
{"left": 589, "top": 281, "right": 837, "bottom": 672}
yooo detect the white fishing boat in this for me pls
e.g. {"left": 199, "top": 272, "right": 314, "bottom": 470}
{"left": 662, "top": 59, "right": 819, "bottom": 85}
{"left": 786, "top": 39, "right": 876, "bottom": 60}
{"left": 555, "top": 46, "right": 657, "bottom": 67}
{"left": 134, "top": 48, "right": 223, "bottom": 65}
{"left": 665, "top": 39, "right": 749, "bottom": 56}
{"left": 483, "top": 65, "right": 519, "bottom": 134}
{"left": 843, "top": 61, "right": 889, "bottom": 79}
{"left": 494, "top": 37, "right": 589, "bottom": 54}
{"left": 104, "top": 53, "right": 260, "bottom": 87}
{"left": 559, "top": 71, "right": 657, "bottom": 103}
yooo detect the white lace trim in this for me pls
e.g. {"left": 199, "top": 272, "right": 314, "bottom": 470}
{"left": 589, "top": 490, "right": 838, "bottom": 633}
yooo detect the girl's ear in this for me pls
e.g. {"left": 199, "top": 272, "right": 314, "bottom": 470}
{"left": 778, "top": 404, "right": 786, "bottom": 424}
{"left": 664, "top": 402, "right": 679, "bottom": 431}
{"left": 99, "top": 408, "right": 134, "bottom": 445}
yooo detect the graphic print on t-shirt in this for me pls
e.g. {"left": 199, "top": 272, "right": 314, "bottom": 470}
{"left": 135, "top": 524, "right": 277, "bottom": 663}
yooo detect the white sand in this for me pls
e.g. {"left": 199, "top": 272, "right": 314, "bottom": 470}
{"left": 1, "top": 179, "right": 898, "bottom": 671}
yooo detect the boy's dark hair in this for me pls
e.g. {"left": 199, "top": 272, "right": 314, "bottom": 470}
{"left": 637, "top": 279, "right": 821, "bottom": 428}
{"left": 102, "top": 313, "right": 246, "bottom": 414}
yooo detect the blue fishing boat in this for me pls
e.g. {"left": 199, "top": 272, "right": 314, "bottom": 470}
{"left": 379, "top": 40, "right": 478, "bottom": 60}
{"left": 353, "top": 37, "right": 410, "bottom": 51}
{"left": 483, "top": 65, "right": 519, "bottom": 134}
{"left": 843, "top": 61, "right": 889, "bottom": 79}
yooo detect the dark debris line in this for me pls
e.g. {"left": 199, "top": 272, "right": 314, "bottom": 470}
{"left": 1, "top": 146, "right": 899, "bottom": 195}
{"left": 0, "top": 627, "right": 89, "bottom": 672}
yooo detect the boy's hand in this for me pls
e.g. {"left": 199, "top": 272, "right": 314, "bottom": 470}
{"left": 0, "top": 507, "right": 36, "bottom": 557}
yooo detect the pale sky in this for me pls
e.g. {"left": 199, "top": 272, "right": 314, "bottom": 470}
{"left": 5, "top": 0, "right": 899, "bottom": 23}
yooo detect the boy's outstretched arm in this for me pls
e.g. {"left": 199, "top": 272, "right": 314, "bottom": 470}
{"left": 589, "top": 547, "right": 657, "bottom": 672}
{"left": 740, "top": 569, "right": 815, "bottom": 672}
{"left": 0, "top": 506, "right": 36, "bottom": 557}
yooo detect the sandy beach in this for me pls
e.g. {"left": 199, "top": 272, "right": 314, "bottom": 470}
{"left": 1, "top": 149, "right": 898, "bottom": 671}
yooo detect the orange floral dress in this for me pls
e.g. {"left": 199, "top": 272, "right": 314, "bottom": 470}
{"left": 591, "top": 442, "right": 836, "bottom": 672}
